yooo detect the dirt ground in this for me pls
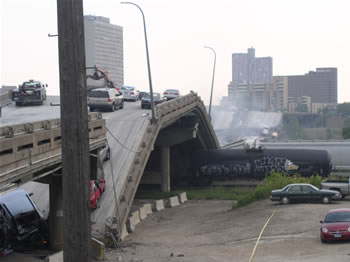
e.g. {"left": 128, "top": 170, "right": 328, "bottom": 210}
{"left": 106, "top": 199, "right": 350, "bottom": 262}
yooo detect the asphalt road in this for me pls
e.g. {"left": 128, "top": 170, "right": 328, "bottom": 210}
{"left": 91, "top": 100, "right": 151, "bottom": 235}
{"left": 114, "top": 199, "right": 350, "bottom": 262}
{"left": 0, "top": 96, "right": 61, "bottom": 127}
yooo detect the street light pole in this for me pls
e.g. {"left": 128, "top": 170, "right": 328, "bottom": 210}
{"left": 204, "top": 46, "right": 216, "bottom": 118}
{"left": 121, "top": 2, "right": 157, "bottom": 124}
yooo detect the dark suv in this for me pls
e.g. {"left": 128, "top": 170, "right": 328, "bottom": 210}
{"left": 0, "top": 189, "right": 48, "bottom": 251}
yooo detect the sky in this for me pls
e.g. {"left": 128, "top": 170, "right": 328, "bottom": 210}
{"left": 1, "top": 0, "right": 350, "bottom": 105}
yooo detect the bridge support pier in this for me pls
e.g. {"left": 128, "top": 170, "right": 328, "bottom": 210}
{"left": 49, "top": 175, "right": 64, "bottom": 251}
{"left": 161, "top": 146, "right": 170, "bottom": 192}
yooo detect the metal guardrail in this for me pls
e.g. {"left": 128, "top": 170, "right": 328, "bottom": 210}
{"left": 0, "top": 112, "right": 106, "bottom": 188}
{"left": 115, "top": 92, "right": 219, "bottom": 239}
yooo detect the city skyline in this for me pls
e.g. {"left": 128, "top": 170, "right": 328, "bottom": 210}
{"left": 1, "top": 0, "right": 350, "bottom": 105}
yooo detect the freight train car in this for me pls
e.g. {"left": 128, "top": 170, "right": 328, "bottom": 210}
{"left": 192, "top": 148, "right": 332, "bottom": 182}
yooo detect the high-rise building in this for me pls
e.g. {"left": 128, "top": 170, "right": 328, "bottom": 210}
{"left": 232, "top": 47, "right": 273, "bottom": 85}
{"left": 287, "top": 68, "right": 337, "bottom": 105}
{"left": 84, "top": 15, "right": 123, "bottom": 89}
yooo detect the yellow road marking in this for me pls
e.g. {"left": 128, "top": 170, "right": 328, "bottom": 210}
{"left": 248, "top": 209, "right": 277, "bottom": 262}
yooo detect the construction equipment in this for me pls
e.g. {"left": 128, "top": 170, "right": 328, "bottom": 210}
{"left": 86, "top": 66, "right": 117, "bottom": 90}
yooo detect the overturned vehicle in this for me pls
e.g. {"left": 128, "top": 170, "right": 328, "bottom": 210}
{"left": 0, "top": 189, "right": 48, "bottom": 252}
{"left": 190, "top": 148, "right": 332, "bottom": 184}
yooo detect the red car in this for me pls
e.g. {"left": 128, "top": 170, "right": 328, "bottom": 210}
{"left": 90, "top": 179, "right": 106, "bottom": 209}
{"left": 320, "top": 208, "right": 350, "bottom": 243}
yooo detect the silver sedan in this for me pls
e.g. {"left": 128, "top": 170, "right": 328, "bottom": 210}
{"left": 120, "top": 86, "right": 139, "bottom": 101}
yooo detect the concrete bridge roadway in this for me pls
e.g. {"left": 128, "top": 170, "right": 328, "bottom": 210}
{"left": 0, "top": 92, "right": 219, "bottom": 248}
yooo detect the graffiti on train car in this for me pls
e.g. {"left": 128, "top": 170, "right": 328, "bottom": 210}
{"left": 199, "top": 157, "right": 299, "bottom": 178}
{"left": 254, "top": 157, "right": 299, "bottom": 174}
{"left": 200, "top": 162, "right": 251, "bottom": 177}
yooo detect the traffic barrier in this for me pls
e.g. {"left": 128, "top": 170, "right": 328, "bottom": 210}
{"left": 166, "top": 196, "right": 180, "bottom": 208}
{"left": 178, "top": 192, "right": 188, "bottom": 203}
{"left": 152, "top": 199, "right": 165, "bottom": 212}
{"left": 143, "top": 203, "right": 153, "bottom": 215}
{"left": 139, "top": 205, "right": 147, "bottom": 220}
{"left": 126, "top": 210, "right": 141, "bottom": 233}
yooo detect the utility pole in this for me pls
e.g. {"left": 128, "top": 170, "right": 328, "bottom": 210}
{"left": 56, "top": 0, "right": 91, "bottom": 261}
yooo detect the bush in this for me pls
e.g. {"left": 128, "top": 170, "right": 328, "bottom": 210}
{"left": 233, "top": 171, "right": 323, "bottom": 208}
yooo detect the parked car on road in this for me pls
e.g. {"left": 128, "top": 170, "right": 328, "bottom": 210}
{"left": 320, "top": 208, "right": 350, "bottom": 243}
{"left": 141, "top": 92, "right": 165, "bottom": 109}
{"left": 13, "top": 80, "right": 47, "bottom": 106}
{"left": 320, "top": 179, "right": 350, "bottom": 199}
{"left": 99, "top": 145, "right": 110, "bottom": 161}
{"left": 163, "top": 89, "right": 180, "bottom": 100}
{"left": 138, "top": 91, "right": 148, "bottom": 100}
{"left": 0, "top": 189, "right": 48, "bottom": 251}
{"left": 120, "top": 86, "right": 139, "bottom": 101}
{"left": 88, "top": 88, "right": 124, "bottom": 112}
{"left": 270, "top": 183, "right": 341, "bottom": 204}
{"left": 90, "top": 179, "right": 106, "bottom": 209}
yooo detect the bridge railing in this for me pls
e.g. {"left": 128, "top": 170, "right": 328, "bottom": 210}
{"left": 0, "top": 92, "right": 12, "bottom": 107}
{"left": 0, "top": 112, "right": 106, "bottom": 188}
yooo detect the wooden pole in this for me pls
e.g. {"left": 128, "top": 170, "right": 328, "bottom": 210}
{"left": 56, "top": 0, "right": 91, "bottom": 261}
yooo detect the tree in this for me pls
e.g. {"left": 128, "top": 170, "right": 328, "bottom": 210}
{"left": 337, "top": 103, "right": 350, "bottom": 117}
{"left": 343, "top": 127, "right": 350, "bottom": 139}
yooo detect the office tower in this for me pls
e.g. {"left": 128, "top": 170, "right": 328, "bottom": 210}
{"left": 84, "top": 15, "right": 123, "bottom": 89}
{"left": 288, "top": 68, "right": 337, "bottom": 105}
{"left": 232, "top": 47, "right": 273, "bottom": 85}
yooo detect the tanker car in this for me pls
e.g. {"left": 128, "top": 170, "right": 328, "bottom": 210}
{"left": 192, "top": 148, "right": 332, "bottom": 182}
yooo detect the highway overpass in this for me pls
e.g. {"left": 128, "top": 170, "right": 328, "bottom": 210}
{"left": 0, "top": 92, "right": 219, "bottom": 248}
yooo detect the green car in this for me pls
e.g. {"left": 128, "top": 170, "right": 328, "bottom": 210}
{"left": 270, "top": 183, "right": 341, "bottom": 204}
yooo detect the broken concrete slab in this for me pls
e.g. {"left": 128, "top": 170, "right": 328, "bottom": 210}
{"left": 120, "top": 224, "right": 129, "bottom": 240}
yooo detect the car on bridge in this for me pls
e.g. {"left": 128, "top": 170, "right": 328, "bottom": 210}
{"left": 88, "top": 88, "right": 124, "bottom": 112}
{"left": 120, "top": 86, "right": 139, "bottom": 101}
{"left": 12, "top": 80, "right": 47, "bottom": 106}
{"left": 90, "top": 179, "right": 106, "bottom": 209}
{"left": 163, "top": 89, "right": 180, "bottom": 100}
{"left": 141, "top": 92, "right": 166, "bottom": 109}
{"left": 270, "top": 183, "right": 341, "bottom": 204}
